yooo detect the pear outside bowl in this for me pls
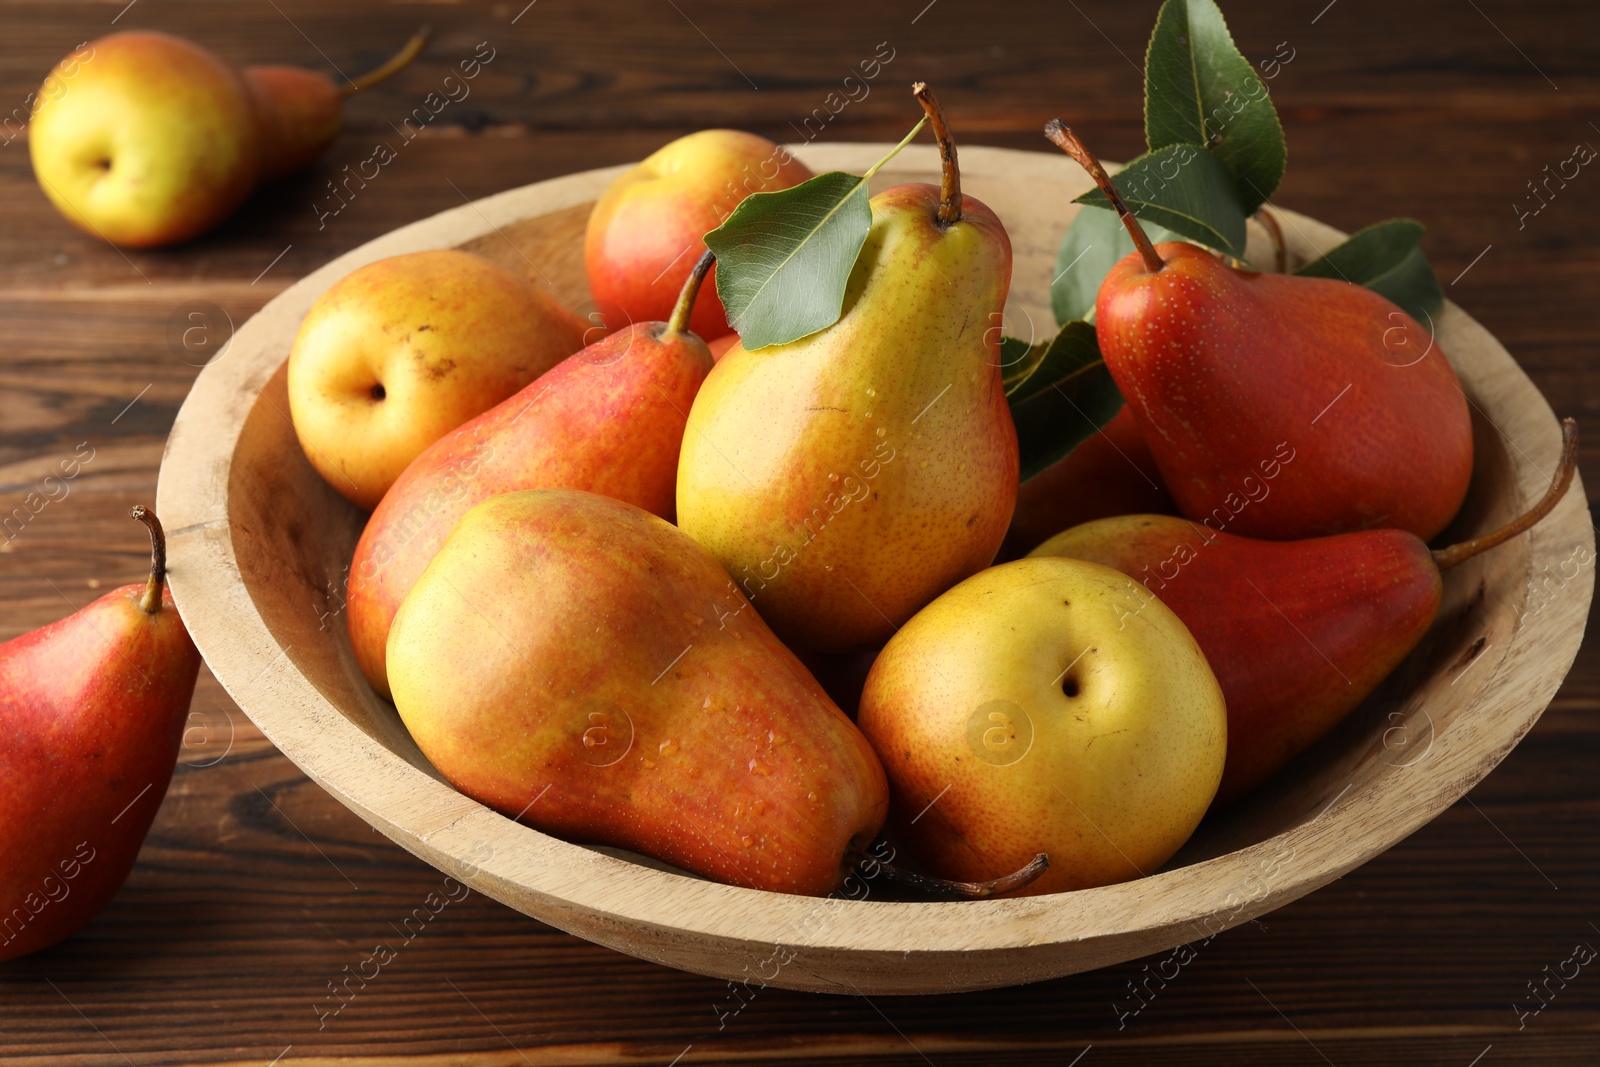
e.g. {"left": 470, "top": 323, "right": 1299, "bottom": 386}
{"left": 156, "top": 144, "right": 1592, "bottom": 995}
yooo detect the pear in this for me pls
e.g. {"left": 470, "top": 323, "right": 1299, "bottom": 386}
{"left": 29, "top": 29, "right": 426, "bottom": 248}
{"left": 386, "top": 489, "right": 890, "bottom": 896}
{"left": 1045, "top": 121, "right": 1473, "bottom": 542}
{"left": 1030, "top": 420, "right": 1577, "bottom": 805}
{"left": 1, "top": 508, "right": 201, "bottom": 961}
{"left": 677, "top": 85, "right": 1018, "bottom": 653}
{"left": 856, "top": 556, "right": 1227, "bottom": 896}
{"left": 289, "top": 248, "right": 588, "bottom": 511}
{"left": 244, "top": 29, "right": 429, "bottom": 181}
{"left": 585, "top": 130, "right": 814, "bottom": 338}
{"left": 244, "top": 65, "right": 345, "bottom": 182}
{"left": 347, "top": 253, "right": 717, "bottom": 699}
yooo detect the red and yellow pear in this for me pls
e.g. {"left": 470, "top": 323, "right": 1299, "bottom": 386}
{"left": 586, "top": 129, "right": 813, "bottom": 339}
{"left": 386, "top": 488, "right": 889, "bottom": 896}
{"left": 677, "top": 86, "right": 1019, "bottom": 653}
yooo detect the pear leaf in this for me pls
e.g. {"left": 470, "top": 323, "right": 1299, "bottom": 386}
{"left": 1051, "top": 206, "right": 1180, "bottom": 325}
{"left": 1005, "top": 321, "right": 1125, "bottom": 482}
{"left": 1072, "top": 145, "right": 1249, "bottom": 258}
{"left": 1144, "top": 0, "right": 1286, "bottom": 213}
{"left": 1294, "top": 218, "right": 1444, "bottom": 323}
{"left": 706, "top": 170, "right": 871, "bottom": 351}
{"left": 999, "top": 335, "right": 1040, "bottom": 390}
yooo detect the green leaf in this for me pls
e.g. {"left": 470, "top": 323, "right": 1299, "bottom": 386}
{"left": 1005, "top": 321, "right": 1125, "bottom": 482}
{"left": 706, "top": 171, "right": 872, "bottom": 351}
{"left": 1144, "top": 0, "right": 1286, "bottom": 213}
{"left": 1073, "top": 145, "right": 1249, "bottom": 258}
{"left": 1051, "top": 206, "right": 1180, "bottom": 324}
{"left": 1294, "top": 218, "right": 1444, "bottom": 322}
{"left": 998, "top": 335, "right": 1039, "bottom": 390}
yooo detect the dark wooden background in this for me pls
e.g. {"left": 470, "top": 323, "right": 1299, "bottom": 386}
{"left": 2, "top": 0, "right": 1598, "bottom": 1063}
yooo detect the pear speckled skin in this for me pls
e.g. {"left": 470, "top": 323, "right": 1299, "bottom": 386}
{"left": 1097, "top": 241, "right": 1473, "bottom": 542}
{"left": 676, "top": 183, "right": 1019, "bottom": 653}
{"left": 857, "top": 557, "right": 1226, "bottom": 897}
{"left": 347, "top": 319, "right": 713, "bottom": 699}
{"left": 1031, "top": 514, "right": 1443, "bottom": 805}
{"left": 386, "top": 489, "right": 890, "bottom": 897}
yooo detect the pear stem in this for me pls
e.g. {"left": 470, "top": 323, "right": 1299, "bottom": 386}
{"left": 130, "top": 506, "right": 166, "bottom": 615}
{"left": 1044, "top": 119, "right": 1165, "bottom": 274}
{"left": 1432, "top": 418, "right": 1578, "bottom": 571}
{"left": 912, "top": 83, "right": 962, "bottom": 226}
{"left": 339, "top": 26, "right": 432, "bottom": 97}
{"left": 847, "top": 847, "right": 1050, "bottom": 900}
{"left": 665, "top": 249, "right": 715, "bottom": 337}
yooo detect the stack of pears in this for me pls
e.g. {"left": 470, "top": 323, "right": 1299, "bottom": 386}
{"left": 370, "top": 86, "right": 1048, "bottom": 897}
{"left": 275, "top": 88, "right": 1576, "bottom": 905}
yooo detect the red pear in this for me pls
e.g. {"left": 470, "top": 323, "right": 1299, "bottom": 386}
{"left": 1, "top": 508, "right": 201, "bottom": 961}
{"left": 1045, "top": 121, "right": 1473, "bottom": 542}
{"left": 347, "top": 253, "right": 718, "bottom": 698}
{"left": 1030, "top": 421, "right": 1576, "bottom": 804}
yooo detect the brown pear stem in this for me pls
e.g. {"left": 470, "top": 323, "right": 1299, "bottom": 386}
{"left": 848, "top": 847, "right": 1050, "bottom": 900}
{"left": 339, "top": 26, "right": 432, "bottom": 97}
{"left": 130, "top": 505, "right": 166, "bottom": 615}
{"left": 1044, "top": 119, "right": 1165, "bottom": 274}
{"left": 912, "top": 83, "right": 962, "bottom": 226}
{"left": 1257, "top": 207, "right": 1288, "bottom": 273}
{"left": 1432, "top": 418, "right": 1578, "bottom": 571}
{"left": 665, "top": 249, "right": 715, "bottom": 337}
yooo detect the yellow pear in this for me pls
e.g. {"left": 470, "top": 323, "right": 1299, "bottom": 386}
{"left": 676, "top": 86, "right": 1017, "bottom": 653}
{"left": 856, "top": 557, "right": 1226, "bottom": 896}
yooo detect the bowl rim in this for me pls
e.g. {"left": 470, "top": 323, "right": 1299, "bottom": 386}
{"left": 156, "top": 142, "right": 1594, "bottom": 966}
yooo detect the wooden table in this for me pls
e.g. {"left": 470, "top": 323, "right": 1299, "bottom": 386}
{"left": 2, "top": 1, "right": 1597, "bottom": 1063}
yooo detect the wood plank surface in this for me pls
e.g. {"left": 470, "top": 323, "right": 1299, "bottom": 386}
{"left": 1, "top": 0, "right": 1598, "bottom": 1062}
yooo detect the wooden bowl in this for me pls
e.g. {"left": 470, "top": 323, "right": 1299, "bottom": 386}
{"left": 156, "top": 143, "right": 1592, "bottom": 994}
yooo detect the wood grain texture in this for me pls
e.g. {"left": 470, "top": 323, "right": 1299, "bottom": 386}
{"left": 2, "top": 0, "right": 1599, "bottom": 1062}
